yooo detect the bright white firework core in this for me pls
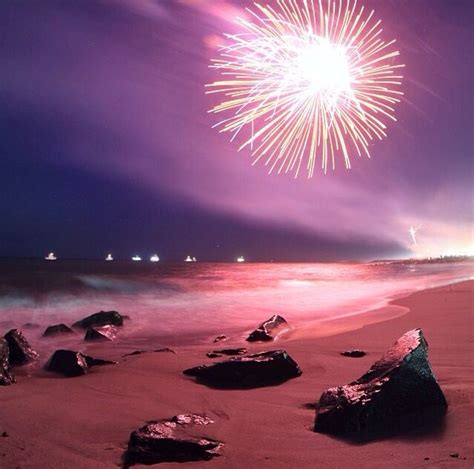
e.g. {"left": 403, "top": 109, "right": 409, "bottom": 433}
{"left": 297, "top": 38, "right": 352, "bottom": 101}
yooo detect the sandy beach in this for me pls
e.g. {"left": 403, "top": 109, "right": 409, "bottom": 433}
{"left": 0, "top": 280, "right": 472, "bottom": 468}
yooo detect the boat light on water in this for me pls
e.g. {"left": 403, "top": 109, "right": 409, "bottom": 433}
{"left": 237, "top": 256, "right": 245, "bottom": 263}
{"left": 105, "top": 254, "right": 114, "bottom": 261}
{"left": 150, "top": 254, "right": 160, "bottom": 263}
{"left": 45, "top": 252, "right": 57, "bottom": 261}
{"left": 132, "top": 255, "right": 142, "bottom": 262}
{"left": 185, "top": 255, "right": 197, "bottom": 262}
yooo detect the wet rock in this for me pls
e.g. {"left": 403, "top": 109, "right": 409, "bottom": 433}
{"left": 314, "top": 329, "right": 448, "bottom": 437}
{"left": 72, "top": 310, "right": 123, "bottom": 329}
{"left": 0, "top": 339, "right": 15, "bottom": 386}
{"left": 43, "top": 324, "right": 75, "bottom": 337}
{"left": 22, "top": 322, "right": 41, "bottom": 330}
{"left": 246, "top": 315, "right": 289, "bottom": 342}
{"left": 123, "top": 348, "right": 176, "bottom": 357}
{"left": 184, "top": 350, "right": 302, "bottom": 388}
{"left": 84, "top": 325, "right": 118, "bottom": 342}
{"left": 45, "top": 349, "right": 115, "bottom": 377}
{"left": 340, "top": 350, "right": 366, "bottom": 358}
{"left": 125, "top": 414, "right": 223, "bottom": 465}
{"left": 213, "top": 335, "right": 228, "bottom": 343}
{"left": 206, "top": 348, "right": 247, "bottom": 358}
{"left": 4, "top": 329, "right": 38, "bottom": 366}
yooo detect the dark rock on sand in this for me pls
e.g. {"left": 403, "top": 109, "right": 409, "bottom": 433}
{"left": 4, "top": 329, "right": 38, "bottom": 366}
{"left": 72, "top": 310, "right": 123, "bottom": 329}
{"left": 206, "top": 348, "right": 247, "bottom": 358}
{"left": 126, "top": 414, "right": 223, "bottom": 465}
{"left": 213, "top": 335, "right": 228, "bottom": 343}
{"left": 123, "top": 348, "right": 177, "bottom": 357}
{"left": 340, "top": 350, "right": 366, "bottom": 358}
{"left": 22, "top": 322, "right": 41, "bottom": 330}
{"left": 0, "top": 339, "right": 15, "bottom": 386}
{"left": 45, "top": 349, "right": 115, "bottom": 377}
{"left": 246, "top": 315, "right": 289, "bottom": 342}
{"left": 314, "top": 329, "right": 448, "bottom": 437}
{"left": 184, "top": 350, "right": 302, "bottom": 388}
{"left": 43, "top": 324, "right": 75, "bottom": 337}
{"left": 84, "top": 325, "right": 118, "bottom": 342}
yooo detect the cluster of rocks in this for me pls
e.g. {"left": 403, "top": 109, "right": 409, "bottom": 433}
{"left": 3, "top": 309, "right": 450, "bottom": 465}
{"left": 0, "top": 311, "right": 128, "bottom": 384}
{"left": 125, "top": 321, "right": 448, "bottom": 464}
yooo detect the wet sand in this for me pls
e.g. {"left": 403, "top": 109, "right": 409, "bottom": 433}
{"left": 0, "top": 280, "right": 473, "bottom": 468}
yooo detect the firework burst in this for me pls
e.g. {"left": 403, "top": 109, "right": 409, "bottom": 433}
{"left": 206, "top": 0, "right": 404, "bottom": 177}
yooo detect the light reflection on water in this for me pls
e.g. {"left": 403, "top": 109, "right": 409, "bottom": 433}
{"left": 0, "top": 260, "right": 472, "bottom": 345}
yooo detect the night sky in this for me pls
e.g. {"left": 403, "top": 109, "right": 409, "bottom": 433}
{"left": 0, "top": 0, "right": 472, "bottom": 261}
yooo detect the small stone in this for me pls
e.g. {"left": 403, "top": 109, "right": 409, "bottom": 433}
{"left": 43, "top": 324, "right": 75, "bottom": 337}
{"left": 246, "top": 315, "right": 290, "bottom": 342}
{"left": 213, "top": 335, "right": 228, "bottom": 343}
{"left": 340, "top": 350, "right": 366, "bottom": 358}
{"left": 45, "top": 349, "right": 115, "bottom": 377}
{"left": 72, "top": 310, "right": 124, "bottom": 329}
{"left": 1, "top": 432, "right": 8, "bottom": 438}
{"left": 450, "top": 453, "right": 459, "bottom": 459}
{"left": 84, "top": 325, "right": 118, "bottom": 342}
{"left": 0, "top": 339, "right": 15, "bottom": 386}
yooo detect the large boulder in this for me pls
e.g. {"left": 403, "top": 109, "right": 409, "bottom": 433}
{"left": 314, "top": 329, "right": 448, "bottom": 437}
{"left": 84, "top": 325, "right": 118, "bottom": 342}
{"left": 72, "top": 310, "right": 123, "bottom": 329}
{"left": 126, "top": 414, "right": 223, "bottom": 465}
{"left": 0, "top": 338, "right": 15, "bottom": 385}
{"left": 246, "top": 315, "right": 289, "bottom": 342}
{"left": 4, "top": 329, "right": 38, "bottom": 366}
{"left": 183, "top": 350, "right": 302, "bottom": 388}
{"left": 43, "top": 324, "right": 75, "bottom": 337}
{"left": 45, "top": 349, "right": 115, "bottom": 377}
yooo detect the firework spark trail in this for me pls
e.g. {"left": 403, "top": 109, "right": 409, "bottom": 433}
{"left": 206, "top": 0, "right": 404, "bottom": 177}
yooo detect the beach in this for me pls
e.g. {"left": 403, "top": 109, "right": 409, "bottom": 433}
{"left": 0, "top": 279, "right": 472, "bottom": 468}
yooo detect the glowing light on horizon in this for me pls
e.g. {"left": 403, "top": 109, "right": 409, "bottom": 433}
{"left": 409, "top": 225, "right": 420, "bottom": 245}
{"left": 207, "top": 0, "right": 404, "bottom": 176}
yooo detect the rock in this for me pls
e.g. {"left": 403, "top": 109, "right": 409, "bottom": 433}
{"left": 314, "top": 329, "right": 448, "bottom": 437}
{"left": 84, "top": 325, "right": 118, "bottom": 342}
{"left": 72, "top": 310, "right": 123, "bottom": 329}
{"left": 340, "top": 350, "right": 366, "bottom": 358}
{"left": 1, "top": 432, "right": 8, "bottom": 438}
{"left": 43, "top": 324, "right": 75, "bottom": 337}
{"left": 4, "top": 329, "right": 38, "bottom": 366}
{"left": 246, "top": 315, "right": 289, "bottom": 342}
{"left": 450, "top": 453, "right": 459, "bottom": 459}
{"left": 206, "top": 348, "right": 247, "bottom": 358}
{"left": 183, "top": 350, "right": 302, "bottom": 388}
{"left": 125, "top": 414, "right": 223, "bottom": 465}
{"left": 0, "top": 339, "right": 15, "bottom": 386}
{"left": 123, "top": 348, "right": 176, "bottom": 357}
{"left": 213, "top": 335, "right": 228, "bottom": 343}
{"left": 22, "top": 322, "right": 41, "bottom": 330}
{"left": 45, "top": 349, "right": 115, "bottom": 377}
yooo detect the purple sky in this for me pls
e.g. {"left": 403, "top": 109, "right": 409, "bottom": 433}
{"left": 0, "top": 0, "right": 472, "bottom": 260}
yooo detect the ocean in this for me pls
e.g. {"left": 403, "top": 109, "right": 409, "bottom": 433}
{"left": 0, "top": 259, "right": 472, "bottom": 350}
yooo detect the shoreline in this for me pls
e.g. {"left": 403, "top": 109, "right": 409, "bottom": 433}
{"left": 0, "top": 280, "right": 472, "bottom": 468}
